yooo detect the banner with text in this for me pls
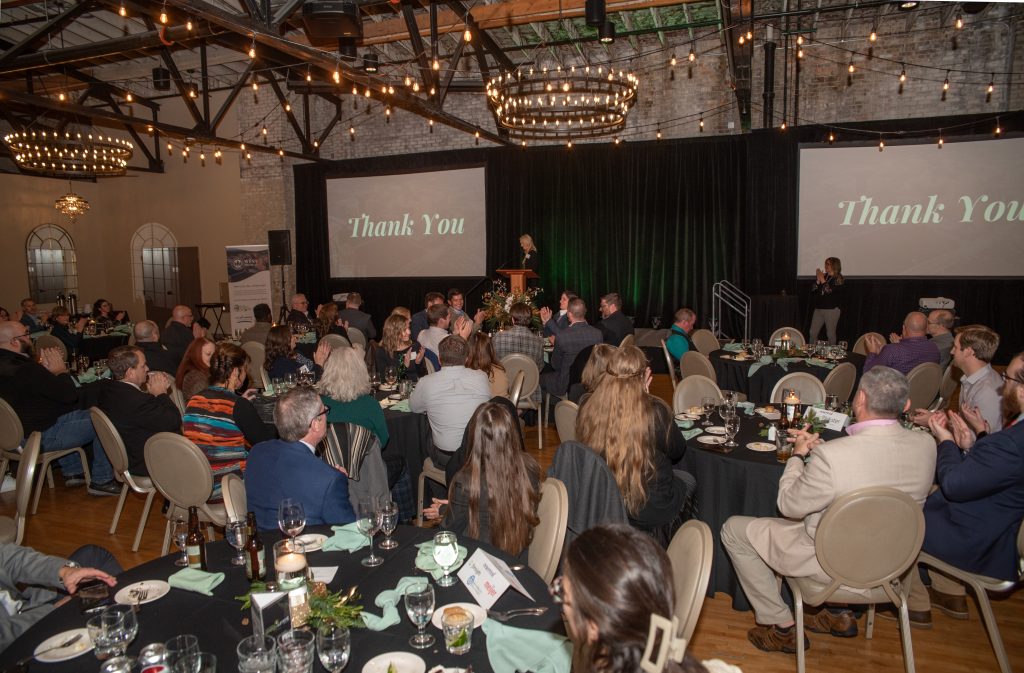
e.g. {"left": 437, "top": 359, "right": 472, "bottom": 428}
{"left": 226, "top": 245, "right": 273, "bottom": 332}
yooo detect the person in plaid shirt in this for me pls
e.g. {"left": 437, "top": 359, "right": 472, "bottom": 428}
{"left": 493, "top": 302, "right": 544, "bottom": 372}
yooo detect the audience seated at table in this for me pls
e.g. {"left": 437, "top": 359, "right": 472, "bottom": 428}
{"left": 264, "top": 324, "right": 329, "bottom": 382}
{"left": 539, "top": 289, "right": 576, "bottom": 341}
{"left": 410, "top": 292, "right": 445, "bottom": 344}
{"left": 0, "top": 321, "right": 118, "bottom": 495}
{"left": 492, "top": 302, "right": 544, "bottom": 371}
{"left": 337, "top": 292, "right": 377, "bottom": 341}
{"left": 316, "top": 302, "right": 350, "bottom": 342}
{"left": 319, "top": 345, "right": 389, "bottom": 448}
{"left": 666, "top": 307, "right": 697, "bottom": 361}
{"left": 416, "top": 303, "right": 453, "bottom": 362}
{"left": 161, "top": 305, "right": 205, "bottom": 368}
{"left": 372, "top": 314, "right": 423, "bottom": 382}
{"left": 245, "top": 386, "right": 355, "bottom": 531}
{"left": 465, "top": 332, "right": 508, "bottom": 399}
{"left": 18, "top": 298, "right": 48, "bottom": 334}
{"left": 597, "top": 292, "right": 634, "bottom": 346}
{"left": 568, "top": 343, "right": 615, "bottom": 405}
{"left": 863, "top": 311, "right": 940, "bottom": 375}
{"left": 175, "top": 337, "right": 214, "bottom": 401}
{"left": 926, "top": 309, "right": 956, "bottom": 370}
{"left": 90, "top": 298, "right": 129, "bottom": 327}
{"left": 721, "top": 366, "right": 935, "bottom": 653}
{"left": 424, "top": 401, "right": 540, "bottom": 562}
{"left": 240, "top": 303, "right": 274, "bottom": 345}
{"left": 47, "top": 306, "right": 86, "bottom": 354}
{"left": 576, "top": 346, "right": 694, "bottom": 544}
{"left": 132, "top": 320, "right": 179, "bottom": 375}
{"left": 562, "top": 524, "right": 739, "bottom": 673}
{"left": 286, "top": 293, "right": 316, "bottom": 326}
{"left": 540, "top": 298, "right": 603, "bottom": 399}
{"left": 183, "top": 342, "right": 272, "bottom": 502}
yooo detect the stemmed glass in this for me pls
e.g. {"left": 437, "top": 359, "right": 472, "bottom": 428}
{"left": 316, "top": 625, "right": 351, "bottom": 673}
{"left": 723, "top": 414, "right": 740, "bottom": 449}
{"left": 432, "top": 531, "right": 460, "bottom": 587}
{"left": 404, "top": 584, "right": 436, "bottom": 649}
{"left": 384, "top": 366, "right": 398, "bottom": 389}
{"left": 356, "top": 498, "right": 383, "bottom": 567}
{"left": 700, "top": 397, "right": 716, "bottom": 427}
{"left": 171, "top": 517, "right": 189, "bottom": 567}
{"left": 278, "top": 499, "right": 306, "bottom": 539}
{"left": 377, "top": 499, "right": 399, "bottom": 550}
{"left": 225, "top": 519, "right": 248, "bottom": 566}
{"left": 369, "top": 371, "right": 381, "bottom": 390}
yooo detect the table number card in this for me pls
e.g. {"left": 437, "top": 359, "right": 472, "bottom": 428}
{"left": 457, "top": 548, "right": 535, "bottom": 609}
{"left": 250, "top": 591, "right": 291, "bottom": 639}
{"left": 808, "top": 408, "right": 850, "bottom": 431}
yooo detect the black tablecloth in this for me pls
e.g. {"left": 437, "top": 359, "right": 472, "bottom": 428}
{"left": 78, "top": 334, "right": 129, "bottom": 361}
{"left": 0, "top": 526, "right": 562, "bottom": 672}
{"left": 709, "top": 350, "right": 866, "bottom": 404}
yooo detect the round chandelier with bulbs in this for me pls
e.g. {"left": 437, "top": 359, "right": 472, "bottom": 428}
{"left": 54, "top": 186, "right": 90, "bottom": 222}
{"left": 486, "top": 65, "right": 639, "bottom": 141}
{"left": 3, "top": 129, "right": 133, "bottom": 177}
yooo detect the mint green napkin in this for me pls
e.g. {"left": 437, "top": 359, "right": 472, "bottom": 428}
{"left": 482, "top": 619, "right": 572, "bottom": 673}
{"left": 414, "top": 541, "right": 468, "bottom": 580}
{"left": 737, "top": 401, "right": 755, "bottom": 416}
{"left": 168, "top": 568, "right": 224, "bottom": 595}
{"left": 747, "top": 356, "right": 774, "bottom": 377}
{"left": 360, "top": 576, "right": 428, "bottom": 631}
{"left": 322, "top": 523, "right": 369, "bottom": 552}
{"left": 722, "top": 342, "right": 746, "bottom": 352}
{"left": 299, "top": 332, "right": 317, "bottom": 344}
{"left": 806, "top": 358, "right": 836, "bottom": 370}
{"left": 674, "top": 418, "right": 694, "bottom": 430}
{"left": 110, "top": 324, "right": 133, "bottom": 335}
{"left": 389, "top": 399, "right": 411, "bottom": 413}
{"left": 681, "top": 427, "right": 703, "bottom": 441}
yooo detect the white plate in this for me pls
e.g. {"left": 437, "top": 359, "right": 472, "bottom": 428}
{"left": 428, "top": 668, "right": 468, "bottom": 673}
{"left": 755, "top": 408, "right": 781, "bottom": 420}
{"left": 362, "top": 652, "right": 426, "bottom": 673}
{"left": 295, "top": 533, "right": 327, "bottom": 552}
{"left": 705, "top": 426, "right": 727, "bottom": 435}
{"left": 379, "top": 384, "right": 397, "bottom": 392}
{"left": 115, "top": 580, "right": 170, "bottom": 606}
{"left": 697, "top": 435, "right": 726, "bottom": 445}
{"left": 674, "top": 412, "right": 699, "bottom": 422}
{"left": 719, "top": 354, "right": 733, "bottom": 360}
{"left": 733, "top": 355, "right": 751, "bottom": 361}
{"left": 34, "top": 628, "right": 93, "bottom": 662}
{"left": 747, "top": 442, "right": 776, "bottom": 452}
{"left": 430, "top": 602, "right": 487, "bottom": 630}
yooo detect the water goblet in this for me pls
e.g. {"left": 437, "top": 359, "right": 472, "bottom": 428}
{"left": 277, "top": 630, "right": 315, "bottom": 673}
{"left": 404, "top": 584, "right": 436, "bottom": 649}
{"left": 700, "top": 397, "right": 716, "bottom": 427}
{"left": 356, "top": 498, "right": 383, "bottom": 567}
{"left": 377, "top": 499, "right": 399, "bottom": 550}
{"left": 384, "top": 365, "right": 398, "bottom": 388}
{"left": 165, "top": 634, "right": 200, "bottom": 665}
{"left": 369, "top": 370, "right": 381, "bottom": 390}
{"left": 826, "top": 394, "right": 840, "bottom": 411}
{"left": 721, "top": 389, "right": 737, "bottom": 408}
{"left": 171, "top": 517, "right": 189, "bottom": 567}
{"left": 316, "top": 624, "right": 351, "bottom": 673}
{"left": 838, "top": 340, "right": 848, "bottom": 356}
{"left": 432, "top": 530, "right": 460, "bottom": 587}
{"left": 173, "top": 652, "right": 217, "bottom": 673}
{"left": 724, "top": 415, "right": 740, "bottom": 448}
{"left": 225, "top": 519, "right": 248, "bottom": 566}
{"left": 237, "top": 634, "right": 277, "bottom": 673}
{"left": 278, "top": 498, "right": 306, "bottom": 539}
{"left": 87, "top": 610, "right": 124, "bottom": 660}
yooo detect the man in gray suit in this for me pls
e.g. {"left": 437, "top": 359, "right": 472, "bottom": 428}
{"left": 721, "top": 367, "right": 936, "bottom": 654}
{"left": 540, "top": 298, "right": 602, "bottom": 398}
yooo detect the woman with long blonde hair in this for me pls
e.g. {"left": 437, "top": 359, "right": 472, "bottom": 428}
{"left": 519, "top": 234, "right": 539, "bottom": 272}
{"left": 374, "top": 313, "right": 423, "bottom": 381}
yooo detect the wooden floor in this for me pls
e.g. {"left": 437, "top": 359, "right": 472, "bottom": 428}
{"left": 4, "top": 374, "right": 1022, "bottom": 672}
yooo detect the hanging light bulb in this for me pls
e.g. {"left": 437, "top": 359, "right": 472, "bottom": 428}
{"left": 828, "top": 131, "right": 835, "bottom": 144}
{"left": 848, "top": 62, "right": 855, "bottom": 74}
{"left": 796, "top": 35, "right": 804, "bottom": 45}
{"left": 118, "top": 1, "right": 127, "bottom": 16}
{"left": 942, "top": 73, "right": 950, "bottom": 101}
{"left": 432, "top": 57, "right": 440, "bottom": 71}
{"left": 670, "top": 53, "right": 677, "bottom": 67}
{"left": 284, "top": 102, "right": 291, "bottom": 112}
{"left": 797, "top": 46, "right": 804, "bottom": 59}
{"left": 937, "top": 135, "right": 944, "bottom": 149}
{"left": 869, "top": 29, "right": 877, "bottom": 42}
{"left": 567, "top": 139, "right": 573, "bottom": 149}
{"left": 249, "top": 43, "right": 256, "bottom": 59}
{"left": 58, "top": 91, "right": 66, "bottom": 102}
{"left": 167, "top": 142, "right": 173, "bottom": 155}
{"left": 995, "top": 119, "right": 1002, "bottom": 136}
{"left": 878, "top": 138, "right": 885, "bottom": 152}
{"left": 333, "top": 66, "right": 341, "bottom": 84}
{"left": 200, "top": 150, "right": 206, "bottom": 166}
{"left": 245, "top": 151, "right": 252, "bottom": 163}
{"left": 474, "top": 130, "right": 480, "bottom": 145}
{"left": 413, "top": 81, "right": 420, "bottom": 92}
{"left": 306, "top": 69, "right": 312, "bottom": 83}
{"left": 699, "top": 117, "right": 704, "bottom": 132}
{"left": 780, "top": 120, "right": 787, "bottom": 131}
{"left": 464, "top": 26, "right": 472, "bottom": 42}
{"left": 385, "top": 106, "right": 392, "bottom": 123}
{"left": 986, "top": 75, "right": 994, "bottom": 103}
{"left": 738, "top": 34, "right": 745, "bottom": 45}
{"left": 125, "top": 91, "right": 133, "bottom": 103}
{"left": 688, "top": 46, "right": 696, "bottom": 62}
{"left": 252, "top": 76, "right": 259, "bottom": 92}
{"left": 429, "top": 119, "right": 434, "bottom": 133}
{"left": 240, "top": 142, "right": 246, "bottom": 151}
{"left": 404, "top": 75, "right": 412, "bottom": 87}
{"left": 955, "top": 12, "right": 963, "bottom": 29}
{"left": 278, "top": 148, "right": 285, "bottom": 158}
{"left": 614, "top": 137, "right": 620, "bottom": 145}
{"left": 159, "top": 3, "right": 168, "bottom": 24}
{"left": 898, "top": 65, "right": 906, "bottom": 94}
{"left": 656, "top": 128, "right": 662, "bottom": 140}
{"left": 186, "top": 17, "right": 193, "bottom": 31}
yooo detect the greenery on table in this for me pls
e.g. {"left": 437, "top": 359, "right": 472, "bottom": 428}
{"left": 481, "top": 280, "right": 543, "bottom": 331}
{"left": 758, "top": 410, "right": 827, "bottom": 438}
{"left": 235, "top": 581, "right": 365, "bottom": 629}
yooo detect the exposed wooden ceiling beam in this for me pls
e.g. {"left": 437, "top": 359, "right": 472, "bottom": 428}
{"left": 0, "top": 0, "right": 96, "bottom": 68}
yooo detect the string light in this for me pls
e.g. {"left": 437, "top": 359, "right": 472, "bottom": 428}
{"left": 429, "top": 86, "right": 436, "bottom": 96}
{"left": 878, "top": 138, "right": 885, "bottom": 152}
{"left": 214, "top": 149, "right": 222, "bottom": 164}
{"left": 167, "top": 142, "right": 173, "bottom": 156}
{"left": 955, "top": 12, "right": 963, "bottom": 29}
{"left": 847, "top": 61, "right": 855, "bottom": 87}
{"left": 986, "top": 75, "right": 994, "bottom": 103}
{"left": 385, "top": 106, "right": 391, "bottom": 123}
{"left": 284, "top": 101, "right": 291, "bottom": 112}
{"left": 521, "top": 140, "right": 527, "bottom": 147}
{"left": 58, "top": 92, "right": 66, "bottom": 102}
{"left": 249, "top": 41, "right": 256, "bottom": 59}
{"left": 429, "top": 119, "right": 434, "bottom": 133}
{"left": 125, "top": 91, "right": 133, "bottom": 103}
{"left": 688, "top": 46, "right": 696, "bottom": 62}
{"left": 796, "top": 35, "right": 804, "bottom": 45}
{"left": 245, "top": 151, "right": 252, "bottom": 163}
{"left": 942, "top": 72, "right": 949, "bottom": 101}
{"left": 828, "top": 131, "right": 835, "bottom": 144}
{"left": 899, "top": 65, "right": 906, "bottom": 94}
{"left": 995, "top": 119, "right": 1002, "bottom": 136}
{"left": 797, "top": 46, "right": 803, "bottom": 59}
{"left": 464, "top": 25, "right": 472, "bottom": 42}
{"left": 240, "top": 142, "right": 246, "bottom": 151}
{"left": 475, "top": 131, "right": 480, "bottom": 145}
{"left": 333, "top": 65, "right": 341, "bottom": 85}
{"left": 699, "top": 117, "right": 704, "bottom": 132}
{"left": 656, "top": 128, "right": 662, "bottom": 140}
{"left": 261, "top": 125, "right": 268, "bottom": 143}
{"left": 670, "top": 53, "right": 677, "bottom": 67}
{"left": 306, "top": 69, "right": 312, "bottom": 83}
{"left": 412, "top": 82, "right": 420, "bottom": 92}
{"left": 279, "top": 148, "right": 285, "bottom": 158}
{"left": 780, "top": 120, "right": 787, "bottom": 131}
{"left": 186, "top": 17, "right": 193, "bottom": 31}
{"left": 614, "top": 137, "right": 620, "bottom": 145}
{"left": 669, "top": 53, "right": 676, "bottom": 81}
{"left": 200, "top": 150, "right": 206, "bottom": 166}
{"left": 404, "top": 75, "right": 412, "bottom": 87}
{"left": 746, "top": 30, "right": 752, "bottom": 40}
{"left": 869, "top": 29, "right": 877, "bottom": 43}
{"left": 118, "top": 1, "right": 126, "bottom": 16}
{"left": 159, "top": 2, "right": 168, "bottom": 24}
{"left": 738, "top": 34, "right": 745, "bottom": 45}
{"left": 566, "top": 139, "right": 572, "bottom": 149}
{"left": 432, "top": 57, "right": 440, "bottom": 71}
{"left": 937, "top": 132, "right": 943, "bottom": 149}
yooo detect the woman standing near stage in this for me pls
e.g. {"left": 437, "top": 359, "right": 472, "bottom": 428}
{"left": 519, "top": 234, "right": 539, "bottom": 272}
{"left": 809, "top": 256, "right": 844, "bottom": 345}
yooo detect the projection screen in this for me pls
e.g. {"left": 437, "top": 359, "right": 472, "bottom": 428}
{"left": 797, "top": 136, "right": 1024, "bottom": 277}
{"left": 326, "top": 166, "right": 486, "bottom": 278}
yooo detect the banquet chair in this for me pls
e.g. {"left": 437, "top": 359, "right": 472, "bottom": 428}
{"left": 553, "top": 400, "right": 579, "bottom": 443}
{"left": 347, "top": 328, "right": 367, "bottom": 349}
{"left": 785, "top": 487, "right": 924, "bottom": 673}
{"left": 667, "top": 519, "right": 713, "bottom": 643}
{"left": 546, "top": 441, "right": 628, "bottom": 549}
{"left": 33, "top": 334, "right": 67, "bottom": 361}
{"left": 321, "top": 333, "right": 351, "bottom": 350}
{"left": 240, "top": 342, "right": 266, "bottom": 389}
{"left": 689, "top": 329, "right": 720, "bottom": 356}
{"left": 528, "top": 477, "right": 568, "bottom": 583}
{"left": 501, "top": 354, "right": 543, "bottom": 449}
{"left": 680, "top": 351, "right": 716, "bottom": 382}
{"left": 0, "top": 432, "right": 41, "bottom": 545}
{"left": 221, "top": 473, "right": 247, "bottom": 524}
{"left": 822, "top": 362, "right": 857, "bottom": 403}
{"left": 423, "top": 354, "right": 438, "bottom": 375}
{"left": 618, "top": 334, "right": 635, "bottom": 349}
{"left": 928, "top": 364, "right": 961, "bottom": 412}
{"left": 672, "top": 375, "right": 723, "bottom": 413}
{"left": 416, "top": 458, "right": 447, "bottom": 526}
{"left": 770, "top": 372, "right": 827, "bottom": 405}
{"left": 768, "top": 327, "right": 806, "bottom": 348}
{"left": 90, "top": 407, "right": 157, "bottom": 552}
{"left": 917, "top": 518, "right": 1024, "bottom": 673}
{"left": 0, "top": 398, "right": 91, "bottom": 516}
{"left": 661, "top": 340, "right": 679, "bottom": 389}
{"left": 852, "top": 332, "right": 884, "bottom": 356}
{"left": 324, "top": 423, "right": 389, "bottom": 510}
{"left": 144, "top": 432, "right": 228, "bottom": 555}
{"left": 635, "top": 329, "right": 669, "bottom": 348}
{"left": 906, "top": 362, "right": 943, "bottom": 411}
{"left": 507, "top": 370, "right": 526, "bottom": 407}
{"left": 168, "top": 385, "right": 187, "bottom": 416}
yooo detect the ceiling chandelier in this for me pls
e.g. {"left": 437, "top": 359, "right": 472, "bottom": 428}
{"left": 54, "top": 183, "right": 90, "bottom": 222}
{"left": 3, "top": 129, "right": 133, "bottom": 177}
{"left": 486, "top": 65, "right": 639, "bottom": 141}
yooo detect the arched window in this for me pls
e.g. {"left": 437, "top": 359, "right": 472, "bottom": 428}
{"left": 131, "top": 223, "right": 178, "bottom": 308}
{"left": 25, "top": 224, "right": 78, "bottom": 303}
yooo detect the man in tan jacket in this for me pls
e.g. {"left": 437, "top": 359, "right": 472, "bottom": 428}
{"left": 722, "top": 366, "right": 936, "bottom": 654}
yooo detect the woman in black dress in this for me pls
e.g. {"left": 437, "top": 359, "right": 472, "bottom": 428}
{"left": 519, "top": 234, "right": 539, "bottom": 272}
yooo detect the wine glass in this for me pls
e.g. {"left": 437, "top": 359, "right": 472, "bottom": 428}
{"left": 721, "top": 389, "right": 737, "bottom": 409}
{"left": 724, "top": 415, "right": 740, "bottom": 448}
{"left": 278, "top": 499, "right": 306, "bottom": 539}
{"left": 316, "top": 625, "right": 351, "bottom": 673}
{"left": 171, "top": 517, "right": 189, "bottom": 567}
{"left": 404, "top": 584, "right": 436, "bottom": 649}
{"left": 369, "top": 370, "right": 380, "bottom": 390}
{"left": 377, "top": 499, "right": 398, "bottom": 550}
{"left": 384, "top": 365, "right": 398, "bottom": 388}
{"left": 432, "top": 530, "right": 460, "bottom": 587}
{"left": 356, "top": 498, "right": 383, "bottom": 567}
{"left": 700, "top": 397, "right": 716, "bottom": 427}
{"left": 225, "top": 519, "right": 248, "bottom": 566}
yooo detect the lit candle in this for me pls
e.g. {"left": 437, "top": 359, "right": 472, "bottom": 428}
{"left": 780, "top": 332, "right": 791, "bottom": 350}
{"left": 784, "top": 392, "right": 801, "bottom": 405}
{"left": 275, "top": 553, "right": 306, "bottom": 573}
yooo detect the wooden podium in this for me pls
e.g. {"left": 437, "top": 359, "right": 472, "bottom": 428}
{"left": 497, "top": 269, "right": 539, "bottom": 295}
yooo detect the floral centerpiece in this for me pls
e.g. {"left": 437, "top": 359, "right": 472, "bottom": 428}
{"left": 481, "top": 280, "right": 543, "bottom": 331}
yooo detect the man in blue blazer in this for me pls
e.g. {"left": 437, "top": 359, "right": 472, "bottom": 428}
{"left": 540, "top": 298, "right": 603, "bottom": 398}
{"left": 245, "top": 386, "right": 356, "bottom": 531}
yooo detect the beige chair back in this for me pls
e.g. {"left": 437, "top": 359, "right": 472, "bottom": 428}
{"left": 169, "top": 386, "right": 187, "bottom": 416}
{"left": 852, "top": 332, "right": 883, "bottom": 356}
{"left": 938, "top": 364, "right": 960, "bottom": 404}
{"left": 424, "top": 357, "right": 437, "bottom": 375}
{"left": 553, "top": 400, "right": 578, "bottom": 443}
{"left": 768, "top": 327, "right": 806, "bottom": 348}
{"left": 667, "top": 520, "right": 713, "bottom": 643}
{"left": 661, "top": 340, "right": 678, "bottom": 389}
{"left": 906, "top": 362, "right": 943, "bottom": 410}
{"left": 321, "top": 334, "right": 351, "bottom": 349}
{"left": 508, "top": 370, "right": 526, "bottom": 407}
{"left": 689, "top": 329, "right": 720, "bottom": 356}
{"left": 0, "top": 398, "right": 23, "bottom": 453}
{"left": 528, "top": 477, "right": 568, "bottom": 583}
{"left": 822, "top": 362, "right": 857, "bottom": 402}
{"left": 90, "top": 407, "right": 131, "bottom": 478}
{"left": 635, "top": 328, "right": 669, "bottom": 348}
{"left": 680, "top": 351, "right": 716, "bottom": 382}
{"left": 347, "top": 328, "right": 367, "bottom": 349}
{"left": 241, "top": 341, "right": 266, "bottom": 389}
{"left": 673, "top": 375, "right": 722, "bottom": 413}
{"left": 618, "top": 334, "right": 635, "bottom": 349}
{"left": 3, "top": 432, "right": 43, "bottom": 544}
{"left": 501, "top": 355, "right": 540, "bottom": 410}
{"left": 771, "top": 372, "right": 827, "bottom": 404}
{"left": 221, "top": 473, "right": 247, "bottom": 523}
{"left": 33, "top": 334, "right": 66, "bottom": 361}
{"left": 144, "top": 433, "right": 218, "bottom": 516}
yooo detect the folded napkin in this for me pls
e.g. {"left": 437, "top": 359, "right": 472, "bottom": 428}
{"left": 414, "top": 541, "right": 468, "bottom": 580}
{"left": 298, "top": 332, "right": 317, "bottom": 344}
{"left": 360, "top": 576, "right": 428, "bottom": 631}
{"left": 168, "top": 568, "right": 224, "bottom": 595}
{"left": 737, "top": 401, "right": 755, "bottom": 416}
{"left": 322, "top": 523, "right": 370, "bottom": 553}
{"left": 482, "top": 619, "right": 572, "bottom": 673}
{"left": 389, "top": 399, "right": 411, "bottom": 413}
{"left": 722, "top": 342, "right": 746, "bottom": 353}
{"left": 680, "top": 427, "right": 704, "bottom": 441}
{"left": 110, "top": 324, "right": 133, "bottom": 335}
{"left": 806, "top": 358, "right": 836, "bottom": 370}
{"left": 674, "top": 418, "right": 694, "bottom": 430}
{"left": 746, "top": 355, "right": 774, "bottom": 377}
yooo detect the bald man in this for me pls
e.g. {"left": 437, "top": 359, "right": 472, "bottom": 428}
{"left": 159, "top": 305, "right": 205, "bottom": 369}
{"left": 864, "top": 311, "right": 940, "bottom": 375}
{"left": 926, "top": 309, "right": 956, "bottom": 370}
{"left": 133, "top": 320, "right": 178, "bottom": 375}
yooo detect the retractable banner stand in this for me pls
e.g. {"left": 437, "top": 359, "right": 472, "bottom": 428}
{"left": 226, "top": 245, "right": 273, "bottom": 333}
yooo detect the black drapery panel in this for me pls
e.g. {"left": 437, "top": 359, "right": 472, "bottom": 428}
{"left": 294, "top": 163, "right": 331, "bottom": 304}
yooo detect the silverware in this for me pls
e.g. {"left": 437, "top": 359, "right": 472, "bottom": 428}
{"left": 20, "top": 633, "right": 83, "bottom": 664}
{"left": 486, "top": 607, "right": 548, "bottom": 622}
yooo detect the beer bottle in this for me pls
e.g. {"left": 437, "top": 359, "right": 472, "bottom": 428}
{"left": 244, "top": 512, "right": 266, "bottom": 581}
{"left": 185, "top": 506, "right": 207, "bottom": 570}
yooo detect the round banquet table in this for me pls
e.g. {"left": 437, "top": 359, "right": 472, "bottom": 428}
{"left": 0, "top": 526, "right": 562, "bottom": 672}
{"left": 680, "top": 411, "right": 842, "bottom": 612}
{"left": 709, "top": 350, "right": 866, "bottom": 404}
